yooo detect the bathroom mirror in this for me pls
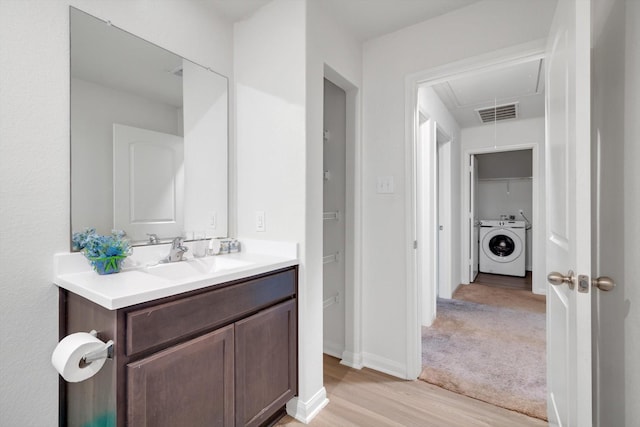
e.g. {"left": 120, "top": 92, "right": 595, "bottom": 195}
{"left": 70, "top": 7, "right": 228, "bottom": 248}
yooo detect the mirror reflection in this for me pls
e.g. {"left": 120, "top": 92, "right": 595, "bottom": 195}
{"left": 70, "top": 7, "right": 228, "bottom": 248}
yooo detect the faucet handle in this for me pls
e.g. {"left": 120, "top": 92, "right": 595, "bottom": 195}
{"left": 146, "top": 233, "right": 159, "bottom": 244}
{"left": 171, "top": 236, "right": 185, "bottom": 247}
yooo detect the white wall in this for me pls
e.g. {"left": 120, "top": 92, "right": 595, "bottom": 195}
{"left": 234, "top": 1, "right": 363, "bottom": 421}
{"left": 71, "top": 77, "right": 181, "bottom": 235}
{"left": 233, "top": 0, "right": 324, "bottom": 420}
{"left": 361, "top": 0, "right": 555, "bottom": 376}
{"left": 476, "top": 180, "right": 532, "bottom": 221}
{"left": 592, "top": 0, "right": 640, "bottom": 425}
{"left": 307, "top": 0, "right": 363, "bottom": 374}
{"left": 462, "top": 117, "right": 544, "bottom": 290}
{"left": 0, "top": 1, "right": 232, "bottom": 424}
{"left": 461, "top": 117, "right": 545, "bottom": 154}
{"left": 418, "top": 87, "right": 461, "bottom": 142}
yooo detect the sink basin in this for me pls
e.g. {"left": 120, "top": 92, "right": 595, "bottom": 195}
{"left": 143, "top": 256, "right": 254, "bottom": 281}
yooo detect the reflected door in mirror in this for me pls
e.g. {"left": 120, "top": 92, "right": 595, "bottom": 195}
{"left": 113, "top": 124, "right": 184, "bottom": 241}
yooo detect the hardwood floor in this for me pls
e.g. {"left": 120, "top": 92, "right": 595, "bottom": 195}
{"left": 454, "top": 273, "right": 546, "bottom": 313}
{"left": 472, "top": 271, "right": 533, "bottom": 290}
{"left": 276, "top": 355, "right": 547, "bottom": 427}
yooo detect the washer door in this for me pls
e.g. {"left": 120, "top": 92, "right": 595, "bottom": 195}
{"left": 481, "top": 228, "right": 523, "bottom": 263}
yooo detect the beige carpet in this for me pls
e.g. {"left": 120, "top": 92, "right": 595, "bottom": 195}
{"left": 420, "top": 289, "right": 547, "bottom": 420}
{"left": 454, "top": 281, "right": 546, "bottom": 314}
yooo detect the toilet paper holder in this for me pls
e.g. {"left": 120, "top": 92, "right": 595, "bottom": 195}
{"left": 83, "top": 330, "right": 114, "bottom": 363}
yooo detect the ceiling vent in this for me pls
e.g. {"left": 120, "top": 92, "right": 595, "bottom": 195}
{"left": 476, "top": 102, "right": 519, "bottom": 124}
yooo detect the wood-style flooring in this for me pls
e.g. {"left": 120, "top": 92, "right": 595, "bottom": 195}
{"left": 277, "top": 273, "right": 547, "bottom": 426}
{"left": 472, "top": 271, "right": 533, "bottom": 290}
{"left": 276, "top": 355, "right": 547, "bottom": 427}
{"left": 454, "top": 272, "right": 546, "bottom": 313}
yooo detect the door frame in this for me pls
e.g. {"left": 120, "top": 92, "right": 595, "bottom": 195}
{"left": 404, "top": 39, "right": 547, "bottom": 379}
{"left": 462, "top": 144, "right": 543, "bottom": 296}
{"left": 323, "top": 65, "right": 363, "bottom": 369}
{"left": 436, "top": 126, "right": 453, "bottom": 300}
{"left": 416, "top": 114, "right": 454, "bottom": 328}
{"left": 415, "top": 111, "right": 438, "bottom": 327}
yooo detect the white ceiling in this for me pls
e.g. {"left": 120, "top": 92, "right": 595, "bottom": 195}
{"left": 430, "top": 59, "right": 546, "bottom": 128}
{"left": 315, "top": 0, "right": 480, "bottom": 41}
{"left": 211, "top": 0, "right": 480, "bottom": 41}
{"left": 210, "top": 0, "right": 545, "bottom": 129}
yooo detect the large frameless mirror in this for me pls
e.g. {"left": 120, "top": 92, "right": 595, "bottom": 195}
{"left": 70, "top": 7, "right": 228, "bottom": 249}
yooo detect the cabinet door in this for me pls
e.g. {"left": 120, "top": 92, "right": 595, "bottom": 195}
{"left": 235, "top": 299, "right": 297, "bottom": 427}
{"left": 127, "top": 325, "right": 234, "bottom": 427}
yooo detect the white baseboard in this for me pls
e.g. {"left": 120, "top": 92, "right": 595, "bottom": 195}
{"left": 323, "top": 341, "right": 344, "bottom": 360}
{"left": 362, "top": 352, "right": 407, "bottom": 379}
{"left": 286, "top": 387, "right": 329, "bottom": 424}
{"left": 340, "top": 350, "right": 363, "bottom": 369}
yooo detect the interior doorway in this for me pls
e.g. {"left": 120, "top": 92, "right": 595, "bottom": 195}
{"left": 471, "top": 148, "right": 534, "bottom": 284}
{"left": 323, "top": 78, "right": 346, "bottom": 358}
{"left": 410, "top": 44, "right": 548, "bottom": 343}
{"left": 409, "top": 43, "right": 548, "bottom": 420}
{"left": 406, "top": 43, "right": 546, "bottom": 384}
{"left": 416, "top": 115, "right": 453, "bottom": 327}
{"left": 321, "top": 67, "right": 363, "bottom": 369}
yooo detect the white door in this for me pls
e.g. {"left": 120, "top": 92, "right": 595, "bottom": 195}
{"left": 469, "top": 155, "right": 479, "bottom": 282}
{"left": 545, "top": 0, "right": 592, "bottom": 425}
{"left": 113, "top": 124, "right": 184, "bottom": 242}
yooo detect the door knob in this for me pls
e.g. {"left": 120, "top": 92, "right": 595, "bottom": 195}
{"left": 547, "top": 270, "right": 575, "bottom": 290}
{"left": 592, "top": 276, "right": 615, "bottom": 291}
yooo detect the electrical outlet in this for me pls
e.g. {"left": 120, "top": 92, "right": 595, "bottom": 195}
{"left": 256, "top": 211, "right": 265, "bottom": 232}
{"left": 376, "top": 176, "right": 395, "bottom": 194}
{"left": 209, "top": 211, "right": 217, "bottom": 229}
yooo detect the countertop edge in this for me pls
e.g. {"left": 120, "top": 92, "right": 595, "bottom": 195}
{"left": 55, "top": 257, "right": 298, "bottom": 310}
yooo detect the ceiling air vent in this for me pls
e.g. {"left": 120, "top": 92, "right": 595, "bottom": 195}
{"left": 476, "top": 102, "right": 519, "bottom": 124}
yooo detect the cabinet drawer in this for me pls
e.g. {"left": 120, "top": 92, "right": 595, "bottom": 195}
{"left": 126, "top": 268, "right": 295, "bottom": 356}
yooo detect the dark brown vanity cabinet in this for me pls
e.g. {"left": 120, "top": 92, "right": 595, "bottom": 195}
{"left": 60, "top": 266, "right": 298, "bottom": 427}
{"left": 235, "top": 299, "right": 297, "bottom": 427}
{"left": 127, "top": 325, "right": 235, "bottom": 426}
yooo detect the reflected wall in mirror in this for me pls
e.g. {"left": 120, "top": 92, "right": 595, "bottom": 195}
{"left": 70, "top": 7, "right": 228, "bottom": 248}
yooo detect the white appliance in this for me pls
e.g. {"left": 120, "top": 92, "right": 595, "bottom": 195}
{"left": 479, "top": 219, "right": 526, "bottom": 277}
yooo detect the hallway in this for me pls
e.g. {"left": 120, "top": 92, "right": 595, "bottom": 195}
{"left": 420, "top": 274, "right": 546, "bottom": 420}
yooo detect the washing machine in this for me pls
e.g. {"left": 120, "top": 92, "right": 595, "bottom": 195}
{"left": 479, "top": 219, "right": 526, "bottom": 277}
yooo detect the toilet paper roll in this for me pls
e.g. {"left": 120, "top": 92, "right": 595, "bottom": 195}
{"left": 52, "top": 332, "right": 107, "bottom": 382}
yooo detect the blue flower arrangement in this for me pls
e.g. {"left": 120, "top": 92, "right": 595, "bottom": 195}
{"left": 72, "top": 228, "right": 132, "bottom": 275}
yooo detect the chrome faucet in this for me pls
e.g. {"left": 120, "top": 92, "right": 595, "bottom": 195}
{"left": 146, "top": 233, "right": 159, "bottom": 245}
{"left": 164, "top": 237, "right": 188, "bottom": 262}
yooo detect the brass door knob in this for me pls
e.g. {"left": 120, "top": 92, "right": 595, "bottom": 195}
{"left": 593, "top": 276, "right": 615, "bottom": 291}
{"left": 547, "top": 270, "right": 575, "bottom": 290}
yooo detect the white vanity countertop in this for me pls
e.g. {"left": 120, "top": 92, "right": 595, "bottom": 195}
{"left": 53, "top": 239, "right": 298, "bottom": 310}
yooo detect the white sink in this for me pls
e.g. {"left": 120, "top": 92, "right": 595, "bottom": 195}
{"left": 143, "top": 256, "right": 254, "bottom": 281}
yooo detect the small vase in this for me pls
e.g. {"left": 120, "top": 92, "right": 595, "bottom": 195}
{"left": 90, "top": 256, "right": 125, "bottom": 275}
